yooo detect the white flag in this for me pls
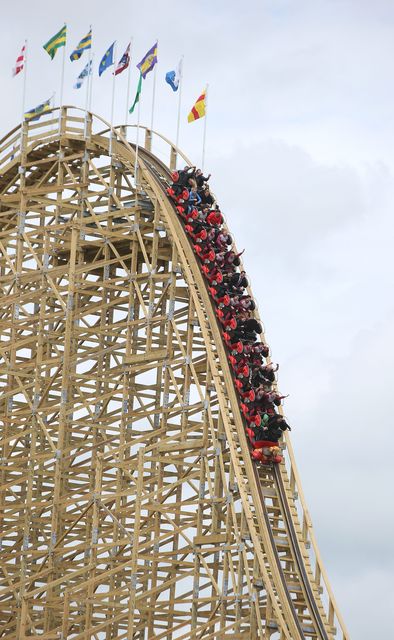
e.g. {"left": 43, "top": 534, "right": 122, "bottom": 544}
{"left": 74, "top": 60, "right": 92, "bottom": 89}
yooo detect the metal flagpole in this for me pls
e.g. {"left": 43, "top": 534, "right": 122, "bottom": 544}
{"left": 134, "top": 92, "right": 142, "bottom": 188}
{"left": 88, "top": 53, "right": 94, "bottom": 112}
{"left": 20, "top": 40, "right": 28, "bottom": 151}
{"left": 175, "top": 56, "right": 183, "bottom": 164}
{"left": 59, "top": 24, "right": 67, "bottom": 106}
{"left": 58, "top": 23, "right": 66, "bottom": 135}
{"left": 84, "top": 42, "right": 93, "bottom": 137}
{"left": 150, "top": 40, "right": 158, "bottom": 134}
{"left": 201, "top": 84, "right": 208, "bottom": 172}
{"left": 125, "top": 38, "right": 133, "bottom": 127}
{"left": 21, "top": 40, "right": 28, "bottom": 122}
{"left": 88, "top": 26, "right": 94, "bottom": 113}
{"left": 109, "top": 43, "right": 117, "bottom": 156}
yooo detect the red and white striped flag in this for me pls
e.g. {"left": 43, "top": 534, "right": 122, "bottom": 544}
{"left": 13, "top": 44, "right": 26, "bottom": 77}
{"left": 115, "top": 43, "right": 130, "bottom": 76}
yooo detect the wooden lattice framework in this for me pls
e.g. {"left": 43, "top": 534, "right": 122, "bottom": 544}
{"left": 0, "top": 107, "right": 349, "bottom": 640}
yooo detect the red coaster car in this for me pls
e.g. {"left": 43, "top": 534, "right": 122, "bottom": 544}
{"left": 251, "top": 442, "right": 282, "bottom": 464}
{"left": 246, "top": 428, "right": 282, "bottom": 464}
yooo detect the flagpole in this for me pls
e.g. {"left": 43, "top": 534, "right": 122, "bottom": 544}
{"left": 175, "top": 55, "right": 183, "bottom": 163}
{"left": 85, "top": 39, "right": 92, "bottom": 113}
{"left": 88, "top": 53, "right": 94, "bottom": 112}
{"left": 109, "top": 42, "right": 117, "bottom": 156}
{"left": 57, "top": 23, "right": 66, "bottom": 135}
{"left": 201, "top": 84, "right": 208, "bottom": 172}
{"left": 125, "top": 37, "right": 133, "bottom": 127}
{"left": 150, "top": 40, "right": 158, "bottom": 134}
{"left": 21, "top": 40, "right": 28, "bottom": 124}
{"left": 88, "top": 26, "right": 94, "bottom": 113}
{"left": 84, "top": 42, "right": 93, "bottom": 137}
{"left": 19, "top": 40, "right": 28, "bottom": 152}
{"left": 134, "top": 91, "right": 141, "bottom": 188}
{"left": 59, "top": 23, "right": 66, "bottom": 106}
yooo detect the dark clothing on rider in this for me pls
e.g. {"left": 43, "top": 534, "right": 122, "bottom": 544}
{"left": 267, "top": 414, "right": 291, "bottom": 432}
{"left": 253, "top": 425, "right": 282, "bottom": 442}
{"left": 228, "top": 272, "right": 248, "bottom": 290}
{"left": 200, "top": 190, "right": 215, "bottom": 206}
{"left": 243, "top": 318, "right": 262, "bottom": 338}
{"left": 196, "top": 173, "right": 211, "bottom": 189}
{"left": 177, "top": 167, "right": 196, "bottom": 188}
{"left": 219, "top": 272, "right": 248, "bottom": 296}
{"left": 231, "top": 317, "right": 262, "bottom": 343}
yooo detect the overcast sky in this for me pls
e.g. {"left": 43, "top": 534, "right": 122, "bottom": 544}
{"left": 2, "top": 1, "right": 394, "bottom": 637}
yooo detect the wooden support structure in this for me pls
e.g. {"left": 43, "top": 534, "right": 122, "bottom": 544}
{"left": 0, "top": 107, "right": 349, "bottom": 639}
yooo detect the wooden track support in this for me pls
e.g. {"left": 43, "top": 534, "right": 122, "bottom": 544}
{"left": 0, "top": 107, "right": 349, "bottom": 640}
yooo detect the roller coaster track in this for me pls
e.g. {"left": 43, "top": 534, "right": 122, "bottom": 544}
{"left": 131, "top": 145, "right": 332, "bottom": 640}
{"left": 121, "top": 144, "right": 330, "bottom": 638}
{"left": 0, "top": 107, "right": 349, "bottom": 639}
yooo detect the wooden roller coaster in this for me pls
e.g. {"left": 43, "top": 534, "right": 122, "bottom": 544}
{"left": 0, "top": 107, "right": 349, "bottom": 639}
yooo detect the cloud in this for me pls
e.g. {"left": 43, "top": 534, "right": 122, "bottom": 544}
{"left": 211, "top": 138, "right": 373, "bottom": 285}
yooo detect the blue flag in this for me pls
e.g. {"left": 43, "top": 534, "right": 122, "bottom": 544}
{"left": 99, "top": 42, "right": 115, "bottom": 76}
{"left": 165, "top": 59, "right": 182, "bottom": 92}
{"left": 74, "top": 60, "right": 92, "bottom": 89}
{"left": 165, "top": 70, "right": 178, "bottom": 92}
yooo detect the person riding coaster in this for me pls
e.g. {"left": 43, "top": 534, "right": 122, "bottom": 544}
{"left": 184, "top": 221, "right": 208, "bottom": 240}
{"left": 219, "top": 315, "right": 237, "bottom": 331}
{"left": 209, "top": 290, "right": 231, "bottom": 306}
{"left": 166, "top": 169, "right": 292, "bottom": 468}
{"left": 172, "top": 166, "right": 197, "bottom": 191}
{"left": 202, "top": 265, "right": 223, "bottom": 285}
{"left": 243, "top": 342, "right": 270, "bottom": 358}
{"left": 223, "top": 333, "right": 243, "bottom": 354}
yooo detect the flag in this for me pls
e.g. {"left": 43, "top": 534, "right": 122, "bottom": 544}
{"left": 99, "top": 42, "right": 115, "bottom": 76}
{"left": 13, "top": 44, "right": 25, "bottom": 77}
{"left": 24, "top": 98, "right": 51, "bottom": 122}
{"left": 70, "top": 29, "right": 92, "bottom": 61}
{"left": 115, "top": 43, "right": 130, "bottom": 76}
{"left": 187, "top": 89, "right": 206, "bottom": 123}
{"left": 129, "top": 73, "right": 142, "bottom": 114}
{"left": 43, "top": 25, "right": 67, "bottom": 60}
{"left": 165, "top": 59, "right": 182, "bottom": 92}
{"left": 137, "top": 42, "right": 157, "bottom": 79}
{"left": 74, "top": 60, "right": 92, "bottom": 89}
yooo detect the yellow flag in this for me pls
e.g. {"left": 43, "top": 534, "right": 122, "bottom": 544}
{"left": 187, "top": 89, "right": 206, "bottom": 122}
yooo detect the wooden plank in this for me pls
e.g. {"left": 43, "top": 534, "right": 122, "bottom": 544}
{"left": 194, "top": 534, "right": 228, "bottom": 546}
{"left": 157, "top": 439, "right": 205, "bottom": 453}
{"left": 124, "top": 347, "right": 168, "bottom": 364}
